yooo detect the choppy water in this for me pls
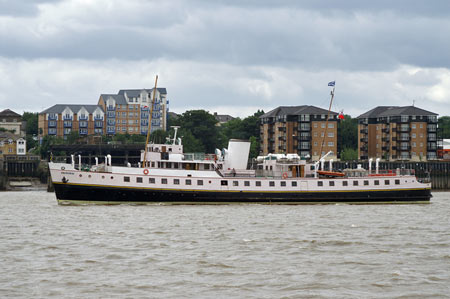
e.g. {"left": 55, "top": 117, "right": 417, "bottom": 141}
{"left": 0, "top": 191, "right": 449, "bottom": 298}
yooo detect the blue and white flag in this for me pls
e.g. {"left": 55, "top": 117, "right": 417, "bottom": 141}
{"left": 328, "top": 81, "right": 335, "bottom": 87}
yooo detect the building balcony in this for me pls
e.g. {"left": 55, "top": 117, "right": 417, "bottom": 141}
{"left": 427, "top": 117, "right": 438, "bottom": 124}
{"left": 79, "top": 129, "right": 88, "bottom": 135}
{"left": 78, "top": 115, "right": 88, "bottom": 121}
{"left": 63, "top": 116, "right": 73, "bottom": 121}
{"left": 48, "top": 114, "right": 57, "bottom": 120}
{"left": 360, "top": 128, "right": 368, "bottom": 134}
{"left": 396, "top": 127, "right": 411, "bottom": 132}
{"left": 106, "top": 121, "right": 115, "bottom": 126}
{"left": 278, "top": 127, "right": 286, "bottom": 132}
{"left": 107, "top": 128, "right": 116, "bottom": 134}
{"left": 382, "top": 128, "right": 390, "bottom": 133}
{"left": 278, "top": 136, "right": 286, "bottom": 141}
{"left": 399, "top": 137, "right": 410, "bottom": 141}
{"left": 360, "top": 137, "right": 368, "bottom": 142}
{"left": 427, "top": 145, "right": 437, "bottom": 151}
{"left": 299, "top": 135, "right": 311, "bottom": 141}
{"left": 63, "top": 122, "right": 72, "bottom": 128}
{"left": 79, "top": 122, "right": 88, "bottom": 128}
{"left": 94, "top": 123, "right": 103, "bottom": 128}
{"left": 381, "top": 137, "right": 390, "bottom": 142}
{"left": 94, "top": 116, "right": 104, "bottom": 120}
{"left": 360, "top": 146, "right": 368, "bottom": 151}
{"left": 48, "top": 122, "right": 57, "bottom": 128}
{"left": 427, "top": 137, "right": 437, "bottom": 141}
{"left": 360, "top": 155, "right": 368, "bottom": 160}
{"left": 382, "top": 146, "right": 389, "bottom": 151}
{"left": 107, "top": 106, "right": 116, "bottom": 111}
{"left": 399, "top": 146, "right": 411, "bottom": 151}
{"left": 299, "top": 126, "right": 310, "bottom": 131}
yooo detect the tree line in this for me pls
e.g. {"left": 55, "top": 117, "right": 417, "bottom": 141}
{"left": 18, "top": 111, "right": 450, "bottom": 161}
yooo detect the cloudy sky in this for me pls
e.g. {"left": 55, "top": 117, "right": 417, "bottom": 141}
{"left": 1, "top": 0, "right": 450, "bottom": 118}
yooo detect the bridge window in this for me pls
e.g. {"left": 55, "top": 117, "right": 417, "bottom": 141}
{"left": 124, "top": 176, "right": 130, "bottom": 182}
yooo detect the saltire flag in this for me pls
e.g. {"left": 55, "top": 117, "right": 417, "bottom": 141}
{"left": 328, "top": 81, "right": 335, "bottom": 87}
{"left": 338, "top": 110, "right": 345, "bottom": 120}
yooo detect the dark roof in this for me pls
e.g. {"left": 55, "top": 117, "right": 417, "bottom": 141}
{"left": 100, "top": 94, "right": 127, "bottom": 105}
{"left": 118, "top": 88, "right": 167, "bottom": 97}
{"left": 260, "top": 105, "right": 338, "bottom": 118}
{"left": 214, "top": 114, "right": 234, "bottom": 122}
{"left": 357, "top": 106, "right": 438, "bottom": 118}
{"left": 40, "top": 104, "right": 104, "bottom": 114}
{"left": 0, "top": 131, "right": 20, "bottom": 140}
{"left": 0, "top": 109, "right": 21, "bottom": 117}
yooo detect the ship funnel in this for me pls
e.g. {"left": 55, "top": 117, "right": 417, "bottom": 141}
{"left": 224, "top": 139, "right": 250, "bottom": 170}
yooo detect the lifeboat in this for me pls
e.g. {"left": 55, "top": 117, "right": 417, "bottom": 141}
{"left": 317, "top": 170, "right": 345, "bottom": 177}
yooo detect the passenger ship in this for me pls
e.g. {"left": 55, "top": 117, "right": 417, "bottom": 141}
{"left": 49, "top": 127, "right": 432, "bottom": 205}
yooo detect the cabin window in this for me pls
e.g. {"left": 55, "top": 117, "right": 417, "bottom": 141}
{"left": 166, "top": 163, "right": 172, "bottom": 169}
{"left": 353, "top": 181, "right": 358, "bottom": 186}
{"left": 174, "top": 163, "right": 179, "bottom": 169}
{"left": 174, "top": 179, "right": 180, "bottom": 185}
{"left": 385, "top": 180, "right": 390, "bottom": 185}
{"left": 364, "top": 180, "right": 369, "bottom": 186}
{"left": 149, "top": 178, "right": 155, "bottom": 184}
{"left": 244, "top": 181, "right": 250, "bottom": 187}
{"left": 197, "top": 180, "right": 203, "bottom": 186}
{"left": 136, "top": 177, "right": 143, "bottom": 183}
{"left": 162, "top": 178, "right": 168, "bottom": 184}
{"left": 281, "top": 181, "right": 286, "bottom": 187}
{"left": 204, "top": 164, "right": 210, "bottom": 170}
{"left": 221, "top": 180, "right": 228, "bottom": 186}
{"left": 269, "top": 181, "right": 275, "bottom": 187}
{"left": 343, "top": 181, "right": 348, "bottom": 186}
{"left": 395, "top": 179, "right": 400, "bottom": 185}
{"left": 374, "top": 180, "right": 379, "bottom": 185}
{"left": 329, "top": 181, "right": 335, "bottom": 187}
{"left": 256, "top": 181, "right": 261, "bottom": 187}
{"left": 151, "top": 162, "right": 155, "bottom": 168}
{"left": 124, "top": 176, "right": 130, "bottom": 182}
{"left": 318, "top": 181, "right": 323, "bottom": 187}
{"left": 186, "top": 179, "right": 192, "bottom": 185}
{"left": 291, "top": 181, "right": 297, "bottom": 187}
{"left": 233, "top": 181, "right": 239, "bottom": 186}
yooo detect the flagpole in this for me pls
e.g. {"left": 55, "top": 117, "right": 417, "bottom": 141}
{"left": 142, "top": 75, "right": 158, "bottom": 168}
{"left": 318, "top": 83, "right": 335, "bottom": 164}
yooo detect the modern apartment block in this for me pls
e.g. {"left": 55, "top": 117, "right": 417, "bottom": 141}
{"left": 357, "top": 106, "right": 441, "bottom": 161}
{"left": 98, "top": 88, "right": 168, "bottom": 135}
{"left": 260, "top": 106, "right": 339, "bottom": 161}
{"left": 38, "top": 105, "right": 105, "bottom": 139}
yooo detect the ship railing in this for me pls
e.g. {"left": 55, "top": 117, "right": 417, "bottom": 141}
{"left": 183, "top": 153, "right": 216, "bottom": 161}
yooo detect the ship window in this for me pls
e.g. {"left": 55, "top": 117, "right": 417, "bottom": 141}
{"left": 162, "top": 178, "right": 168, "bottom": 184}
{"left": 374, "top": 180, "right": 379, "bottom": 185}
{"left": 124, "top": 176, "right": 130, "bottom": 182}
{"left": 395, "top": 179, "right": 400, "bottom": 185}
{"left": 233, "top": 181, "right": 239, "bottom": 186}
{"left": 364, "top": 180, "right": 369, "bottom": 186}
{"left": 318, "top": 181, "right": 323, "bottom": 187}
{"left": 149, "top": 178, "right": 155, "bottom": 184}
{"left": 221, "top": 180, "right": 228, "bottom": 186}
{"left": 204, "top": 164, "right": 210, "bottom": 170}
{"left": 291, "top": 181, "right": 297, "bottom": 187}
{"left": 174, "top": 179, "right": 180, "bottom": 185}
{"left": 269, "top": 181, "right": 275, "bottom": 187}
{"left": 244, "top": 181, "right": 250, "bottom": 186}
{"left": 197, "top": 180, "right": 203, "bottom": 186}
{"left": 151, "top": 162, "right": 155, "bottom": 168}
{"left": 385, "top": 180, "right": 390, "bottom": 185}
{"left": 186, "top": 179, "right": 191, "bottom": 185}
{"left": 342, "top": 181, "right": 348, "bottom": 186}
{"left": 353, "top": 181, "right": 358, "bottom": 186}
{"left": 136, "top": 177, "right": 143, "bottom": 183}
{"left": 256, "top": 181, "right": 261, "bottom": 187}
{"left": 174, "top": 163, "right": 179, "bottom": 169}
{"left": 329, "top": 181, "right": 334, "bottom": 187}
{"left": 166, "top": 162, "right": 172, "bottom": 169}
{"left": 281, "top": 181, "right": 286, "bottom": 187}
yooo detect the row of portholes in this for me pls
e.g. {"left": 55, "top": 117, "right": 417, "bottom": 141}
{"left": 78, "top": 174, "right": 114, "bottom": 180}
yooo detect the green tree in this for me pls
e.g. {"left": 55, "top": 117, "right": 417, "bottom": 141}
{"left": 149, "top": 130, "right": 169, "bottom": 144}
{"left": 22, "top": 112, "right": 38, "bottom": 135}
{"left": 66, "top": 131, "right": 80, "bottom": 145}
{"left": 338, "top": 115, "right": 358, "bottom": 151}
{"left": 340, "top": 148, "right": 358, "bottom": 161}
{"left": 438, "top": 116, "right": 450, "bottom": 139}
{"left": 178, "top": 128, "right": 204, "bottom": 152}
{"left": 178, "top": 110, "right": 219, "bottom": 153}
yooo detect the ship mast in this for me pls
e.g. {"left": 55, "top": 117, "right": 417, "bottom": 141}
{"left": 318, "top": 82, "right": 335, "bottom": 162}
{"left": 142, "top": 75, "right": 158, "bottom": 168}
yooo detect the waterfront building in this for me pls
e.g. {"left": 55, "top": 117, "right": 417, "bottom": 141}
{"left": 260, "top": 106, "right": 339, "bottom": 161}
{"left": 38, "top": 105, "right": 105, "bottom": 139}
{"left": 213, "top": 112, "right": 234, "bottom": 126}
{"left": 97, "top": 88, "right": 168, "bottom": 136}
{"left": 357, "top": 106, "right": 441, "bottom": 161}
{"left": 0, "top": 109, "right": 25, "bottom": 136}
{"left": 0, "top": 132, "right": 26, "bottom": 157}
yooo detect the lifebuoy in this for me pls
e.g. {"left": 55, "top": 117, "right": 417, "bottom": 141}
{"left": 143, "top": 169, "right": 149, "bottom": 175}
{"left": 61, "top": 166, "right": 65, "bottom": 170}
{"left": 282, "top": 172, "right": 288, "bottom": 179}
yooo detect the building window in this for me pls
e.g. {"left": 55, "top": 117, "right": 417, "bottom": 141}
{"left": 328, "top": 132, "right": 334, "bottom": 137}
{"left": 412, "top": 124, "right": 416, "bottom": 129}
{"left": 321, "top": 123, "right": 326, "bottom": 128}
{"left": 136, "top": 177, "right": 143, "bottom": 183}
{"left": 162, "top": 178, "right": 168, "bottom": 184}
{"left": 269, "top": 181, "right": 275, "bottom": 187}
{"left": 292, "top": 181, "right": 297, "bottom": 187}
{"left": 328, "top": 142, "right": 334, "bottom": 147}
{"left": 124, "top": 176, "right": 130, "bottom": 182}
{"left": 328, "top": 123, "right": 334, "bottom": 128}
{"left": 197, "top": 180, "right": 203, "bottom": 186}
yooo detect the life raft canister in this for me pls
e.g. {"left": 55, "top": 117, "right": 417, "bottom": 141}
{"left": 282, "top": 172, "right": 288, "bottom": 179}
{"left": 143, "top": 169, "right": 149, "bottom": 175}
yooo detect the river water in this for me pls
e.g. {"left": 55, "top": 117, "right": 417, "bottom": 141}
{"left": 0, "top": 191, "right": 449, "bottom": 298}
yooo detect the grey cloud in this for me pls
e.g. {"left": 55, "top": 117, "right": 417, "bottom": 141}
{"left": 0, "top": 0, "right": 62, "bottom": 16}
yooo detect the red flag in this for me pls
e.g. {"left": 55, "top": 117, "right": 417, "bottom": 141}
{"left": 338, "top": 110, "right": 345, "bottom": 120}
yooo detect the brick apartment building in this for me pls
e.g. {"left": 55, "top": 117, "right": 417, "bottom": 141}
{"left": 260, "top": 106, "right": 339, "bottom": 161}
{"left": 357, "top": 106, "right": 441, "bottom": 161}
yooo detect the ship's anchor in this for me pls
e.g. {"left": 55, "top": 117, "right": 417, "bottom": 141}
{"left": 62, "top": 177, "right": 69, "bottom": 183}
